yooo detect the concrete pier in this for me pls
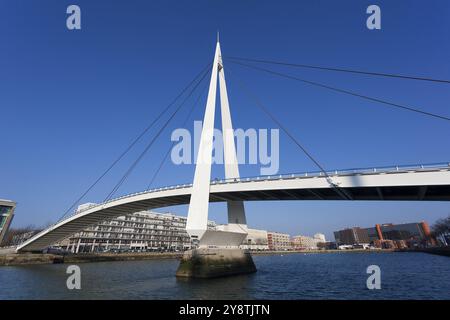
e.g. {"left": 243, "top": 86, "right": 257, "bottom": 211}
{"left": 176, "top": 247, "right": 257, "bottom": 278}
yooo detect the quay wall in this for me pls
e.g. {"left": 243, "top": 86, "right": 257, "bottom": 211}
{"left": 1, "top": 248, "right": 399, "bottom": 266}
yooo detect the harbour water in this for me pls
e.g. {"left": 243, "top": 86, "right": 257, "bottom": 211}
{"left": 1, "top": 252, "right": 449, "bottom": 300}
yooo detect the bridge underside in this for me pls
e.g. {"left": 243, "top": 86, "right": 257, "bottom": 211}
{"left": 17, "top": 182, "right": 450, "bottom": 252}
{"left": 211, "top": 185, "right": 450, "bottom": 202}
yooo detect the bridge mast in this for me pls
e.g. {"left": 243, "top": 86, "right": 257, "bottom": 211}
{"left": 218, "top": 44, "right": 247, "bottom": 228}
{"left": 186, "top": 37, "right": 247, "bottom": 245}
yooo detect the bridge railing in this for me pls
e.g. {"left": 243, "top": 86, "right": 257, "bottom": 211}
{"left": 49, "top": 162, "right": 450, "bottom": 228}
{"left": 210, "top": 162, "right": 450, "bottom": 184}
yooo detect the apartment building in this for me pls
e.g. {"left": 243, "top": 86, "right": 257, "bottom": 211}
{"left": 66, "top": 210, "right": 216, "bottom": 253}
{"left": 267, "top": 231, "right": 291, "bottom": 250}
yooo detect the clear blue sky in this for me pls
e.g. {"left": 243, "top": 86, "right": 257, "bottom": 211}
{"left": 1, "top": 0, "right": 450, "bottom": 240}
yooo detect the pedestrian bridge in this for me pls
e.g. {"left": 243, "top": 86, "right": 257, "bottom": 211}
{"left": 17, "top": 163, "right": 450, "bottom": 252}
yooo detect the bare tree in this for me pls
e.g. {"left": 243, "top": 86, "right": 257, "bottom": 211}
{"left": 1, "top": 225, "right": 43, "bottom": 246}
{"left": 432, "top": 215, "right": 450, "bottom": 246}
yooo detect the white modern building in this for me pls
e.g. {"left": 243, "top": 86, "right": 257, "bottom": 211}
{"left": 292, "top": 233, "right": 326, "bottom": 250}
{"left": 240, "top": 228, "right": 269, "bottom": 250}
{"left": 314, "top": 233, "right": 326, "bottom": 242}
{"left": 65, "top": 210, "right": 217, "bottom": 253}
{"left": 64, "top": 209, "right": 271, "bottom": 253}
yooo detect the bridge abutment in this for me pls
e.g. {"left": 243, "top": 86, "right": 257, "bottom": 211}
{"left": 176, "top": 247, "right": 256, "bottom": 278}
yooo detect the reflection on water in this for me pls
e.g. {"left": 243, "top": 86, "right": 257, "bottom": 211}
{"left": 176, "top": 274, "right": 255, "bottom": 300}
{"left": 0, "top": 252, "right": 449, "bottom": 299}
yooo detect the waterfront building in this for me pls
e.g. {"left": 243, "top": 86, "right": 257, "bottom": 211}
{"left": 292, "top": 233, "right": 326, "bottom": 250}
{"left": 366, "top": 222, "right": 432, "bottom": 242}
{"left": 373, "top": 239, "right": 395, "bottom": 249}
{"left": 0, "top": 199, "right": 16, "bottom": 246}
{"left": 240, "top": 228, "right": 269, "bottom": 250}
{"left": 334, "top": 227, "right": 370, "bottom": 246}
{"left": 65, "top": 210, "right": 217, "bottom": 253}
{"left": 314, "top": 233, "right": 326, "bottom": 242}
{"left": 334, "top": 221, "right": 435, "bottom": 248}
{"left": 267, "top": 231, "right": 291, "bottom": 250}
{"left": 321, "top": 241, "right": 337, "bottom": 250}
{"left": 292, "top": 235, "right": 315, "bottom": 249}
{"left": 367, "top": 222, "right": 435, "bottom": 248}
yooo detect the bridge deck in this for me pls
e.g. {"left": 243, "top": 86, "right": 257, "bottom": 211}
{"left": 17, "top": 163, "right": 450, "bottom": 252}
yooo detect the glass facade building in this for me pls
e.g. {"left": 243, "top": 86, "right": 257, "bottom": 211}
{"left": 0, "top": 200, "right": 16, "bottom": 246}
{"left": 376, "top": 223, "right": 428, "bottom": 240}
{"left": 333, "top": 227, "right": 370, "bottom": 245}
{"left": 334, "top": 221, "right": 433, "bottom": 247}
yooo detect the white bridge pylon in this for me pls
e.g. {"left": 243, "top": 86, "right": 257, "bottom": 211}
{"left": 186, "top": 38, "right": 248, "bottom": 247}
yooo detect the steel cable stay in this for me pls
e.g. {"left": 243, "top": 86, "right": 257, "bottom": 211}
{"left": 224, "top": 59, "right": 450, "bottom": 122}
{"left": 104, "top": 65, "right": 211, "bottom": 201}
{"left": 55, "top": 56, "right": 449, "bottom": 221}
{"left": 56, "top": 63, "right": 212, "bottom": 222}
{"left": 146, "top": 81, "right": 210, "bottom": 190}
{"left": 224, "top": 56, "right": 450, "bottom": 84}
{"left": 226, "top": 66, "right": 352, "bottom": 201}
